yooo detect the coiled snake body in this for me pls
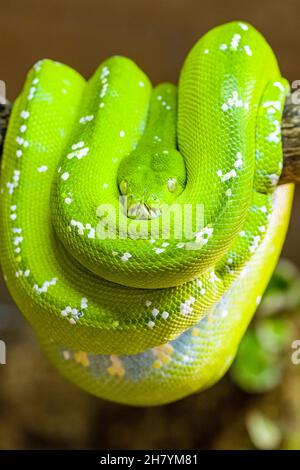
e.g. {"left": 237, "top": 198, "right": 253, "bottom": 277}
{"left": 0, "top": 22, "right": 294, "bottom": 405}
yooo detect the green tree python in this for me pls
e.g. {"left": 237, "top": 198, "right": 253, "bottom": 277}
{"left": 0, "top": 21, "right": 294, "bottom": 405}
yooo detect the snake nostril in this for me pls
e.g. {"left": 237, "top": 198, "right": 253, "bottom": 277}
{"left": 119, "top": 179, "right": 128, "bottom": 195}
{"left": 167, "top": 178, "right": 177, "bottom": 192}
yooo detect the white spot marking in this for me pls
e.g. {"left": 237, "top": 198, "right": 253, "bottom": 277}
{"left": 61, "top": 172, "right": 69, "bottom": 181}
{"left": 244, "top": 45, "right": 253, "bottom": 56}
{"left": 152, "top": 308, "right": 159, "bottom": 318}
{"left": 121, "top": 252, "right": 132, "bottom": 262}
{"left": 239, "top": 22, "right": 249, "bottom": 31}
{"left": 20, "top": 110, "right": 30, "bottom": 119}
{"left": 273, "top": 81, "right": 285, "bottom": 92}
{"left": 231, "top": 34, "right": 241, "bottom": 50}
{"left": 153, "top": 248, "right": 165, "bottom": 254}
{"left": 37, "top": 166, "right": 48, "bottom": 173}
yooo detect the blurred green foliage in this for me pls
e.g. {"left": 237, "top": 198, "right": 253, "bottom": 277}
{"left": 229, "top": 259, "right": 300, "bottom": 449}
{"left": 231, "top": 259, "right": 300, "bottom": 393}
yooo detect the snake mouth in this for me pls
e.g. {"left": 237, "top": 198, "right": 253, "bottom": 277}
{"left": 127, "top": 203, "right": 161, "bottom": 220}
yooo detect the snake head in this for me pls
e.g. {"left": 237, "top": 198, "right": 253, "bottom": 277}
{"left": 117, "top": 147, "right": 186, "bottom": 219}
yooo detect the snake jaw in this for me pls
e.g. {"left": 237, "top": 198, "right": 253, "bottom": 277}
{"left": 149, "top": 206, "right": 161, "bottom": 219}
{"left": 127, "top": 202, "right": 148, "bottom": 219}
{"left": 127, "top": 202, "right": 161, "bottom": 220}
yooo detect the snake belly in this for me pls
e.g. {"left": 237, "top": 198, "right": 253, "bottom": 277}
{"left": 0, "top": 21, "right": 294, "bottom": 405}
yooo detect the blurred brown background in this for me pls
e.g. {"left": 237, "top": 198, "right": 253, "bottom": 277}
{"left": 0, "top": 0, "right": 300, "bottom": 450}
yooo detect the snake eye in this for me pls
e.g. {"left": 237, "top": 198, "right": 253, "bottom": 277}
{"left": 119, "top": 179, "right": 128, "bottom": 195}
{"left": 167, "top": 178, "right": 177, "bottom": 192}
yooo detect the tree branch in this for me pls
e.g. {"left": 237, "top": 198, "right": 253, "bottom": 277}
{"left": 280, "top": 93, "right": 300, "bottom": 184}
